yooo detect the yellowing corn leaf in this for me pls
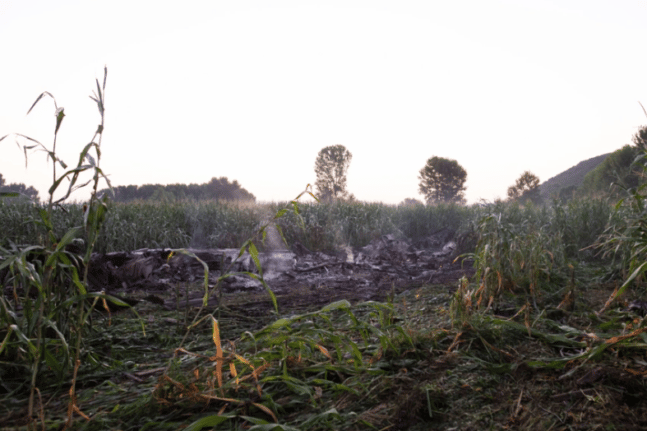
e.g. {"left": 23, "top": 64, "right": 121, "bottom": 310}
{"left": 211, "top": 316, "right": 224, "bottom": 388}
{"left": 252, "top": 362, "right": 271, "bottom": 382}
{"left": 252, "top": 402, "right": 278, "bottom": 422}
{"left": 316, "top": 344, "right": 332, "bottom": 359}
{"left": 234, "top": 353, "right": 251, "bottom": 367}
{"left": 229, "top": 362, "right": 239, "bottom": 387}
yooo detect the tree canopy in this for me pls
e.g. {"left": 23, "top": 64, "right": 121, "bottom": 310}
{"left": 399, "top": 197, "right": 424, "bottom": 207}
{"left": 633, "top": 125, "right": 647, "bottom": 151}
{"left": 576, "top": 126, "right": 647, "bottom": 198}
{"left": 98, "top": 177, "right": 255, "bottom": 203}
{"left": 0, "top": 173, "right": 39, "bottom": 200}
{"left": 507, "top": 171, "right": 542, "bottom": 204}
{"left": 418, "top": 156, "right": 467, "bottom": 204}
{"left": 578, "top": 145, "right": 641, "bottom": 198}
{"left": 314, "top": 145, "right": 353, "bottom": 201}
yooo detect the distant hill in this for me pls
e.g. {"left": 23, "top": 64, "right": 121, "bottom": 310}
{"left": 539, "top": 153, "right": 610, "bottom": 199}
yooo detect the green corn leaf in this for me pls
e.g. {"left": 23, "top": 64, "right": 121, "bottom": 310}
{"left": 183, "top": 414, "right": 235, "bottom": 431}
{"left": 9, "top": 324, "right": 38, "bottom": 356}
{"left": 0, "top": 325, "right": 15, "bottom": 356}
{"left": 247, "top": 423, "right": 301, "bottom": 431}
{"left": 43, "top": 344, "right": 66, "bottom": 376}
{"left": 615, "top": 261, "right": 647, "bottom": 300}
{"left": 321, "top": 300, "right": 351, "bottom": 312}
{"left": 248, "top": 242, "right": 263, "bottom": 278}
{"left": 267, "top": 318, "right": 291, "bottom": 330}
{"left": 274, "top": 208, "right": 288, "bottom": 219}
{"left": 275, "top": 224, "right": 288, "bottom": 247}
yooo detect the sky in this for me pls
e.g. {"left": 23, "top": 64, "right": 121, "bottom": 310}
{"left": 1, "top": 0, "right": 647, "bottom": 205}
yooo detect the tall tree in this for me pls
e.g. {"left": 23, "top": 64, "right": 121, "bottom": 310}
{"left": 418, "top": 156, "right": 467, "bottom": 204}
{"left": 314, "top": 145, "right": 353, "bottom": 201}
{"left": 507, "top": 171, "right": 542, "bottom": 204}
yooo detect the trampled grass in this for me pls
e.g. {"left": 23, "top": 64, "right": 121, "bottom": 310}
{"left": 3, "top": 277, "right": 646, "bottom": 430}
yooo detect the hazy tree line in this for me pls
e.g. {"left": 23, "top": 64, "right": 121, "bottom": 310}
{"left": 97, "top": 177, "right": 255, "bottom": 203}
{"left": 5, "top": 124, "right": 646, "bottom": 206}
{"left": 0, "top": 173, "right": 39, "bottom": 200}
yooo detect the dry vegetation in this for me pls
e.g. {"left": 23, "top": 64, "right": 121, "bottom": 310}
{"left": 2, "top": 71, "right": 647, "bottom": 430}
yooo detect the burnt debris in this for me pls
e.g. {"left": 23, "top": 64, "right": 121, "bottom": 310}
{"left": 77, "top": 230, "right": 473, "bottom": 310}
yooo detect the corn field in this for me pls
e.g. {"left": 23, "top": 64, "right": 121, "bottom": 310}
{"left": 0, "top": 197, "right": 613, "bottom": 258}
{"left": 4, "top": 69, "right": 647, "bottom": 430}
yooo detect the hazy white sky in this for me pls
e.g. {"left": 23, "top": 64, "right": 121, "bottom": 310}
{"left": 1, "top": 0, "right": 647, "bottom": 204}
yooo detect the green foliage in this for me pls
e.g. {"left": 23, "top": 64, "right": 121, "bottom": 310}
{"left": 418, "top": 156, "right": 467, "bottom": 204}
{"left": 551, "top": 197, "right": 612, "bottom": 260}
{"left": 468, "top": 205, "right": 565, "bottom": 308}
{"left": 456, "top": 197, "right": 613, "bottom": 322}
{"left": 507, "top": 171, "right": 542, "bottom": 204}
{"left": 632, "top": 124, "right": 647, "bottom": 151}
{"left": 579, "top": 145, "right": 641, "bottom": 198}
{"left": 539, "top": 153, "right": 609, "bottom": 200}
{"left": 314, "top": 145, "right": 353, "bottom": 201}
{"left": 596, "top": 146, "right": 647, "bottom": 302}
{"left": 275, "top": 200, "right": 478, "bottom": 252}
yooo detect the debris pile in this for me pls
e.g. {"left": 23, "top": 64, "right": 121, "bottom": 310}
{"left": 84, "top": 230, "right": 474, "bottom": 309}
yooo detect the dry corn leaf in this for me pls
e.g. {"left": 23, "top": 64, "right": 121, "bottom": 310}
{"left": 252, "top": 402, "right": 278, "bottom": 422}
{"left": 211, "top": 316, "right": 224, "bottom": 389}
{"left": 316, "top": 344, "right": 332, "bottom": 359}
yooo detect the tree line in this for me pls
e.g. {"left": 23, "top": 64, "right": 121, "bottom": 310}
{"left": 97, "top": 177, "right": 255, "bottom": 203}
{"left": 6, "top": 124, "right": 647, "bottom": 206}
{"left": 0, "top": 173, "right": 39, "bottom": 200}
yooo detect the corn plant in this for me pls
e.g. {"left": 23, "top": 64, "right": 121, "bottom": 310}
{"left": 594, "top": 146, "right": 647, "bottom": 310}
{"left": 0, "top": 68, "right": 125, "bottom": 429}
{"left": 550, "top": 197, "right": 612, "bottom": 261}
{"left": 460, "top": 202, "right": 567, "bottom": 316}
